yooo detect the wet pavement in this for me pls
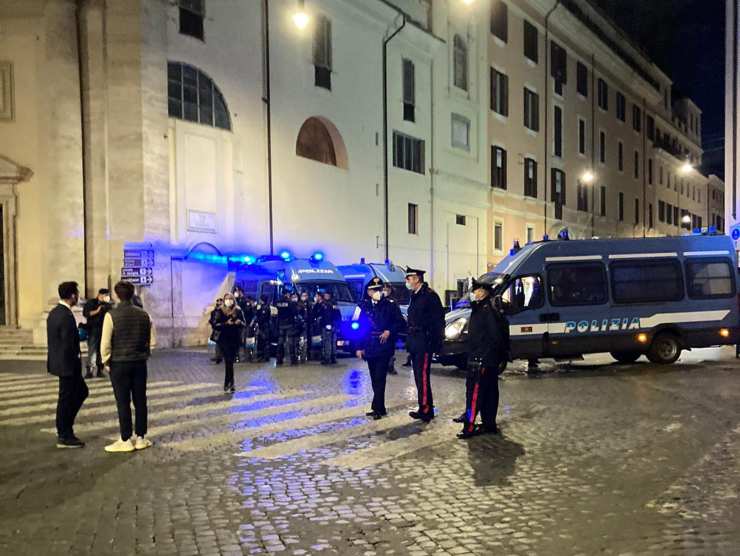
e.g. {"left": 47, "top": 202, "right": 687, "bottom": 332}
{"left": 0, "top": 347, "right": 739, "bottom": 555}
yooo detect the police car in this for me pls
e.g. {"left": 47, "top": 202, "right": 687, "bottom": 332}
{"left": 440, "top": 232, "right": 740, "bottom": 367}
{"left": 232, "top": 251, "right": 357, "bottom": 353}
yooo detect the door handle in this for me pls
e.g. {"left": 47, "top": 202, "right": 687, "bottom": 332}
{"left": 539, "top": 312, "right": 560, "bottom": 323}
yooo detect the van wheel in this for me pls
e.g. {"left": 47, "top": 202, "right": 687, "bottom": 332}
{"left": 610, "top": 351, "right": 641, "bottom": 364}
{"left": 647, "top": 334, "right": 681, "bottom": 365}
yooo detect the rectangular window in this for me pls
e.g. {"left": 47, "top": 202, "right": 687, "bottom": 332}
{"left": 313, "top": 16, "right": 332, "bottom": 90}
{"left": 526, "top": 225, "right": 534, "bottom": 244}
{"left": 494, "top": 221, "right": 503, "bottom": 252}
{"left": 618, "top": 192, "right": 624, "bottom": 222}
{"left": 491, "top": 146, "right": 507, "bottom": 189}
{"left": 648, "top": 203, "right": 654, "bottom": 228}
{"left": 554, "top": 105, "right": 563, "bottom": 157}
{"left": 648, "top": 159, "right": 653, "bottom": 185}
{"left": 634, "top": 198, "right": 640, "bottom": 225}
{"left": 402, "top": 59, "right": 415, "bottom": 122}
{"left": 578, "top": 118, "right": 586, "bottom": 155}
{"left": 179, "top": 0, "right": 204, "bottom": 40}
{"left": 616, "top": 92, "right": 626, "bottom": 121}
{"left": 524, "top": 158, "right": 538, "bottom": 198}
{"left": 673, "top": 206, "right": 679, "bottom": 226}
{"left": 524, "top": 20, "right": 538, "bottom": 63}
{"left": 600, "top": 186, "right": 607, "bottom": 217}
{"left": 490, "top": 68, "right": 509, "bottom": 116}
{"left": 548, "top": 263, "right": 608, "bottom": 306}
{"left": 633, "top": 150, "right": 639, "bottom": 179}
{"left": 600, "top": 132, "right": 606, "bottom": 164}
{"left": 597, "top": 78, "right": 608, "bottom": 110}
{"left": 393, "top": 132, "right": 425, "bottom": 174}
{"left": 524, "top": 88, "right": 539, "bottom": 131}
{"left": 456, "top": 214, "right": 467, "bottom": 226}
{"left": 632, "top": 104, "right": 642, "bottom": 132}
{"left": 551, "top": 40, "right": 567, "bottom": 93}
{"left": 577, "top": 180, "right": 588, "bottom": 212}
{"left": 611, "top": 260, "right": 684, "bottom": 304}
{"left": 659, "top": 165, "right": 664, "bottom": 185}
{"left": 647, "top": 115, "right": 655, "bottom": 141}
{"left": 577, "top": 61, "right": 588, "bottom": 96}
{"left": 617, "top": 141, "right": 623, "bottom": 170}
{"left": 408, "top": 203, "right": 418, "bottom": 235}
{"left": 490, "top": 0, "right": 508, "bottom": 42}
{"left": 667, "top": 203, "right": 673, "bottom": 224}
{"left": 659, "top": 200, "right": 665, "bottom": 222}
{"left": 451, "top": 114, "right": 470, "bottom": 151}
{"left": 453, "top": 35, "right": 468, "bottom": 91}
{"left": 552, "top": 168, "right": 566, "bottom": 209}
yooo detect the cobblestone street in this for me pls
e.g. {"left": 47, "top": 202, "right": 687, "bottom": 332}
{"left": 1, "top": 348, "right": 739, "bottom": 555}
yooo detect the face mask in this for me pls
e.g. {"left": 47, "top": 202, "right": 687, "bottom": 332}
{"left": 371, "top": 291, "right": 382, "bottom": 301}
{"left": 469, "top": 292, "right": 477, "bottom": 302}
{"left": 224, "top": 299, "right": 235, "bottom": 307}
{"left": 103, "top": 296, "right": 111, "bottom": 303}
{"left": 405, "top": 282, "right": 414, "bottom": 291}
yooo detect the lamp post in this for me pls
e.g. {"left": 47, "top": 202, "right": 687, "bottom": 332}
{"left": 581, "top": 170, "right": 595, "bottom": 237}
{"left": 678, "top": 159, "right": 693, "bottom": 235}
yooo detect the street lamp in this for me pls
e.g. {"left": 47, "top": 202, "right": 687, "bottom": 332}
{"left": 680, "top": 160, "right": 693, "bottom": 175}
{"left": 581, "top": 170, "right": 595, "bottom": 184}
{"left": 580, "top": 170, "right": 596, "bottom": 236}
{"left": 292, "top": 0, "right": 309, "bottom": 29}
{"left": 461, "top": 0, "right": 476, "bottom": 4}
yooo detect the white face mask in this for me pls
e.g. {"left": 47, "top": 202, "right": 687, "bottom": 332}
{"left": 371, "top": 291, "right": 382, "bottom": 301}
{"left": 103, "top": 296, "right": 111, "bottom": 303}
{"left": 224, "top": 299, "right": 235, "bottom": 307}
{"left": 469, "top": 292, "right": 477, "bottom": 302}
{"left": 405, "top": 282, "right": 414, "bottom": 291}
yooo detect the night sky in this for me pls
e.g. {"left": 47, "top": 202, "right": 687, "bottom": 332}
{"left": 593, "top": 0, "right": 726, "bottom": 177}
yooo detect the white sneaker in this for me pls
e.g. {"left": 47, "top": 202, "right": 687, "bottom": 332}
{"left": 133, "top": 436, "right": 152, "bottom": 451}
{"left": 104, "top": 438, "right": 135, "bottom": 453}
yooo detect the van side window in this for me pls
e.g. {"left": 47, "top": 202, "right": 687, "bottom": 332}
{"left": 685, "top": 259, "right": 735, "bottom": 299}
{"left": 347, "top": 279, "right": 364, "bottom": 302}
{"left": 547, "top": 263, "right": 607, "bottom": 306}
{"left": 501, "top": 275, "right": 543, "bottom": 314}
{"left": 260, "top": 283, "right": 276, "bottom": 301}
{"left": 610, "top": 259, "right": 683, "bottom": 304}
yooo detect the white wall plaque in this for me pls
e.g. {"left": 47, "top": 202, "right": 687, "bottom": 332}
{"left": 187, "top": 209, "right": 217, "bottom": 233}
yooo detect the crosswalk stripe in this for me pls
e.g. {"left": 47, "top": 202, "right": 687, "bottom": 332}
{"left": 0, "top": 383, "right": 239, "bottom": 426}
{"left": 0, "top": 380, "right": 180, "bottom": 406}
{"left": 39, "top": 389, "right": 308, "bottom": 435}
{"left": 0, "top": 374, "right": 50, "bottom": 384}
{"left": 319, "top": 419, "right": 459, "bottom": 469}
{"left": 166, "top": 398, "right": 366, "bottom": 452}
{"left": 0, "top": 379, "right": 121, "bottom": 396}
{"left": 0, "top": 379, "right": 69, "bottom": 394}
{"left": 238, "top": 411, "right": 413, "bottom": 459}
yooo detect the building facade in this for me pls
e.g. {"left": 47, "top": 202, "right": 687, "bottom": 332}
{"left": 727, "top": 0, "right": 739, "bottom": 237}
{"left": 0, "top": 0, "right": 721, "bottom": 346}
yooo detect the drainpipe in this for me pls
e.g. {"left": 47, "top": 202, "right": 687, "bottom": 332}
{"left": 263, "top": 0, "right": 275, "bottom": 255}
{"left": 590, "top": 53, "right": 596, "bottom": 237}
{"left": 642, "top": 96, "right": 647, "bottom": 238}
{"left": 382, "top": 14, "right": 406, "bottom": 262}
{"left": 429, "top": 59, "right": 435, "bottom": 287}
{"left": 732, "top": 0, "right": 738, "bottom": 222}
{"left": 75, "top": 1, "right": 89, "bottom": 296}
{"left": 543, "top": 0, "right": 560, "bottom": 235}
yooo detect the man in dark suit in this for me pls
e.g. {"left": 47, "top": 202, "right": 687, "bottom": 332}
{"left": 47, "top": 281, "right": 88, "bottom": 448}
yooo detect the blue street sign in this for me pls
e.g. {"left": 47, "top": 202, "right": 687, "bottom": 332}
{"left": 731, "top": 227, "right": 740, "bottom": 241}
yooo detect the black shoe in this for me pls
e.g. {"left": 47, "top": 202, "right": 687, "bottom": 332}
{"left": 457, "top": 427, "right": 481, "bottom": 440}
{"left": 215, "top": 359, "right": 222, "bottom": 365}
{"left": 229, "top": 386, "right": 236, "bottom": 394}
{"left": 56, "top": 436, "right": 85, "bottom": 449}
{"left": 84, "top": 371, "right": 93, "bottom": 379}
{"left": 409, "top": 411, "right": 423, "bottom": 420}
{"left": 452, "top": 413, "right": 466, "bottom": 424}
{"left": 409, "top": 411, "right": 433, "bottom": 422}
{"left": 480, "top": 424, "right": 499, "bottom": 435}
{"left": 365, "top": 410, "right": 378, "bottom": 417}
{"left": 95, "top": 370, "right": 103, "bottom": 378}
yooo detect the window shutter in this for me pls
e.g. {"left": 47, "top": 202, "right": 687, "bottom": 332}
{"left": 403, "top": 59, "right": 415, "bottom": 104}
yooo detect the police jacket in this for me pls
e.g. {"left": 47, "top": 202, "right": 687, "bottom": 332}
{"left": 312, "top": 301, "right": 342, "bottom": 329}
{"left": 358, "top": 297, "right": 404, "bottom": 359}
{"left": 406, "top": 283, "right": 445, "bottom": 354}
{"left": 274, "top": 299, "right": 298, "bottom": 328}
{"left": 297, "top": 301, "right": 312, "bottom": 330}
{"left": 467, "top": 298, "right": 510, "bottom": 367}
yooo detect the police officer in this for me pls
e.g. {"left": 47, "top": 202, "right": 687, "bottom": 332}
{"left": 253, "top": 295, "right": 273, "bottom": 362}
{"left": 297, "top": 291, "right": 313, "bottom": 362}
{"left": 275, "top": 290, "right": 299, "bottom": 365}
{"left": 405, "top": 267, "right": 445, "bottom": 422}
{"left": 312, "top": 290, "right": 342, "bottom": 365}
{"left": 356, "top": 278, "right": 404, "bottom": 419}
{"left": 382, "top": 283, "right": 401, "bottom": 375}
{"left": 457, "top": 278, "right": 509, "bottom": 439}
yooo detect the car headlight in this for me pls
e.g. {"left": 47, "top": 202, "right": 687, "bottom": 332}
{"left": 444, "top": 318, "right": 467, "bottom": 340}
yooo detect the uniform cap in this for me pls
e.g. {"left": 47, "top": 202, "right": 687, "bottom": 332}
{"left": 367, "top": 277, "right": 385, "bottom": 291}
{"left": 470, "top": 278, "right": 493, "bottom": 292}
{"left": 405, "top": 267, "right": 426, "bottom": 279}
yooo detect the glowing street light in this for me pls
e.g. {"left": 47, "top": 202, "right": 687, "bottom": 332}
{"left": 461, "top": 0, "right": 476, "bottom": 5}
{"left": 680, "top": 161, "right": 693, "bottom": 175}
{"left": 681, "top": 214, "right": 691, "bottom": 225}
{"left": 293, "top": 0, "right": 309, "bottom": 29}
{"left": 580, "top": 170, "right": 595, "bottom": 184}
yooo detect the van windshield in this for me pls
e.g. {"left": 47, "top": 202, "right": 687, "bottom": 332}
{"left": 385, "top": 283, "right": 410, "bottom": 305}
{"left": 293, "top": 282, "right": 354, "bottom": 303}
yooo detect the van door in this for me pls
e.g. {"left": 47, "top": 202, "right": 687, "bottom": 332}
{"left": 502, "top": 275, "right": 547, "bottom": 359}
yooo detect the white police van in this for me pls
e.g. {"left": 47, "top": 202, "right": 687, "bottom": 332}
{"left": 441, "top": 233, "right": 740, "bottom": 366}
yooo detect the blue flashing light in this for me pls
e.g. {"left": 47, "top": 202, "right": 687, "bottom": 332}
{"left": 708, "top": 226, "right": 718, "bottom": 235}
{"left": 542, "top": 234, "right": 549, "bottom": 242}
{"left": 310, "top": 251, "right": 325, "bottom": 262}
{"left": 557, "top": 228, "right": 570, "bottom": 241}
{"left": 692, "top": 228, "right": 701, "bottom": 235}
{"left": 279, "top": 250, "right": 292, "bottom": 261}
{"left": 350, "top": 322, "right": 360, "bottom": 331}
{"left": 509, "top": 240, "right": 521, "bottom": 256}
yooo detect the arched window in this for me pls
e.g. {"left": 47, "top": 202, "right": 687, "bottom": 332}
{"left": 167, "top": 62, "right": 231, "bottom": 130}
{"left": 295, "top": 117, "right": 348, "bottom": 169}
{"left": 453, "top": 34, "right": 468, "bottom": 91}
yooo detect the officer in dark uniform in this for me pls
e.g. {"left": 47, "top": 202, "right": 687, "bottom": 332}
{"left": 457, "top": 278, "right": 509, "bottom": 439}
{"left": 356, "top": 278, "right": 404, "bottom": 419}
{"left": 274, "top": 290, "right": 299, "bottom": 365}
{"left": 405, "top": 267, "right": 445, "bottom": 422}
{"left": 297, "top": 291, "right": 313, "bottom": 362}
{"left": 382, "top": 283, "right": 400, "bottom": 375}
{"left": 312, "top": 290, "right": 342, "bottom": 365}
{"left": 252, "top": 295, "right": 273, "bottom": 362}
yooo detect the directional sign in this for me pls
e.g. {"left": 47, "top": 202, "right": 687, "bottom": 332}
{"left": 121, "top": 267, "right": 153, "bottom": 278}
{"left": 123, "top": 249, "right": 155, "bottom": 259}
{"left": 123, "top": 256, "right": 154, "bottom": 267}
{"left": 731, "top": 224, "right": 740, "bottom": 241}
{"left": 126, "top": 275, "right": 154, "bottom": 286}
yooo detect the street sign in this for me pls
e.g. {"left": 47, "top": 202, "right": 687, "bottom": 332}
{"left": 122, "top": 248, "right": 154, "bottom": 287}
{"left": 123, "top": 257, "right": 155, "bottom": 267}
{"left": 731, "top": 225, "right": 740, "bottom": 241}
{"left": 125, "top": 276, "right": 154, "bottom": 286}
{"left": 123, "top": 249, "right": 155, "bottom": 259}
{"left": 121, "top": 268, "right": 153, "bottom": 279}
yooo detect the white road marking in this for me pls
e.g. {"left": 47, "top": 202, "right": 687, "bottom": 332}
{"left": 0, "top": 380, "right": 179, "bottom": 407}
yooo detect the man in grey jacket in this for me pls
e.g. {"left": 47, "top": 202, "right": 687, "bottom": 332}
{"left": 101, "top": 281, "right": 154, "bottom": 453}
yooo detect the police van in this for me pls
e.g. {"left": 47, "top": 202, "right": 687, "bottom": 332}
{"left": 440, "top": 233, "right": 740, "bottom": 367}
{"left": 337, "top": 259, "right": 410, "bottom": 311}
{"left": 232, "top": 252, "right": 357, "bottom": 352}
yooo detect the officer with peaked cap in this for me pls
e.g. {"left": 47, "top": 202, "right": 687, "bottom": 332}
{"left": 356, "top": 277, "right": 405, "bottom": 419}
{"left": 404, "top": 267, "right": 445, "bottom": 422}
{"left": 457, "top": 277, "right": 509, "bottom": 439}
